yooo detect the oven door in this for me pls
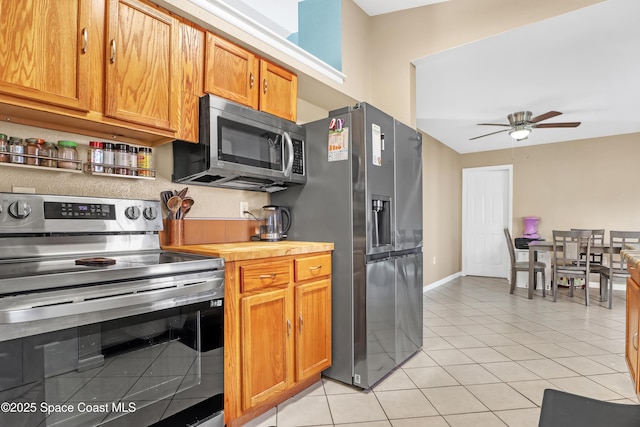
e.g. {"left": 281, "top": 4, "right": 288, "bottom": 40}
{"left": 0, "top": 278, "right": 224, "bottom": 427}
{"left": 211, "top": 111, "right": 295, "bottom": 181}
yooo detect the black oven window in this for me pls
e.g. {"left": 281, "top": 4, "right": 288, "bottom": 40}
{"left": 0, "top": 300, "right": 223, "bottom": 427}
{"left": 218, "top": 117, "right": 283, "bottom": 171}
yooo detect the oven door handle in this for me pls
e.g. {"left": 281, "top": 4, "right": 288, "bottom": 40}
{"left": 0, "top": 278, "right": 223, "bottom": 324}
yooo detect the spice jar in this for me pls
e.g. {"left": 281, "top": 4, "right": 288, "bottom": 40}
{"left": 9, "top": 137, "right": 25, "bottom": 164}
{"left": 0, "top": 134, "right": 8, "bottom": 163}
{"left": 25, "top": 138, "right": 41, "bottom": 166}
{"left": 40, "top": 141, "right": 57, "bottom": 168}
{"left": 128, "top": 145, "right": 138, "bottom": 176}
{"left": 87, "top": 141, "right": 104, "bottom": 173}
{"left": 102, "top": 142, "right": 115, "bottom": 174}
{"left": 57, "top": 140, "right": 79, "bottom": 169}
{"left": 115, "top": 143, "right": 129, "bottom": 175}
{"left": 137, "top": 147, "right": 153, "bottom": 177}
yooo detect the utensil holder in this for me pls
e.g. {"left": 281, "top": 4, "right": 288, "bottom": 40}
{"left": 167, "top": 220, "right": 184, "bottom": 246}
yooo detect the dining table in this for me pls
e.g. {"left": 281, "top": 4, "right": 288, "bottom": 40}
{"left": 527, "top": 240, "right": 617, "bottom": 299}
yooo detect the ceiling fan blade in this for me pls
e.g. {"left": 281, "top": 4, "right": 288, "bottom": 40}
{"left": 533, "top": 122, "right": 581, "bottom": 128}
{"left": 529, "top": 111, "right": 562, "bottom": 123}
{"left": 477, "top": 123, "right": 511, "bottom": 127}
{"left": 469, "top": 129, "right": 511, "bottom": 140}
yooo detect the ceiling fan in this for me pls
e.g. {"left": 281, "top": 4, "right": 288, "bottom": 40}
{"left": 470, "top": 111, "right": 581, "bottom": 141}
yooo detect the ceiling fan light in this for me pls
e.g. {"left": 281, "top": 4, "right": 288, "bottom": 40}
{"left": 509, "top": 126, "right": 531, "bottom": 141}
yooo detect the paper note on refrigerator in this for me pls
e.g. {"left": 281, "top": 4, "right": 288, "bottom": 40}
{"left": 328, "top": 128, "right": 349, "bottom": 162}
{"left": 372, "top": 123, "right": 382, "bottom": 166}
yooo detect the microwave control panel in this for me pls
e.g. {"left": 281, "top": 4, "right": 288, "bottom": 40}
{"left": 292, "top": 139, "right": 304, "bottom": 176}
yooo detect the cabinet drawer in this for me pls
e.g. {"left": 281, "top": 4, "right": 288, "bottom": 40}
{"left": 295, "top": 254, "right": 332, "bottom": 282}
{"left": 240, "top": 261, "right": 290, "bottom": 293}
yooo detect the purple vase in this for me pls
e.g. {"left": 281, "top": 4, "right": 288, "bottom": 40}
{"left": 522, "top": 216, "right": 540, "bottom": 239}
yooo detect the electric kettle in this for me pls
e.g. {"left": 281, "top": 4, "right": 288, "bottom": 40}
{"left": 258, "top": 205, "right": 291, "bottom": 241}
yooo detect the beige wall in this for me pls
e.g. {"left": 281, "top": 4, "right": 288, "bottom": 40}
{"left": 462, "top": 132, "right": 640, "bottom": 240}
{"left": 423, "top": 132, "right": 462, "bottom": 284}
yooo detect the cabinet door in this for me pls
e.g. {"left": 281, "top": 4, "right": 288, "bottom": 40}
{"left": 0, "top": 0, "right": 91, "bottom": 111}
{"left": 259, "top": 60, "right": 298, "bottom": 122}
{"left": 105, "top": 0, "right": 179, "bottom": 131}
{"left": 204, "top": 34, "right": 259, "bottom": 109}
{"left": 240, "top": 288, "right": 292, "bottom": 410}
{"left": 295, "top": 279, "right": 332, "bottom": 381}
{"left": 627, "top": 277, "right": 640, "bottom": 392}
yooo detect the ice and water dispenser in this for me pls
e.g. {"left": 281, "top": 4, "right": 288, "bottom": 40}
{"left": 371, "top": 197, "right": 391, "bottom": 247}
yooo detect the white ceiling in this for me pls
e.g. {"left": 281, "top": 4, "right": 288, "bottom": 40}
{"left": 352, "top": 0, "right": 449, "bottom": 16}
{"left": 413, "top": 0, "right": 640, "bottom": 154}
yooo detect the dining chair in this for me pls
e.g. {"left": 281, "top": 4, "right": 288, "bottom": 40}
{"left": 538, "top": 388, "right": 640, "bottom": 426}
{"left": 504, "top": 228, "right": 546, "bottom": 295}
{"left": 552, "top": 230, "right": 591, "bottom": 305}
{"left": 599, "top": 231, "right": 640, "bottom": 309}
{"left": 571, "top": 228, "right": 605, "bottom": 266}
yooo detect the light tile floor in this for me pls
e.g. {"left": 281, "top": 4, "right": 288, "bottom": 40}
{"left": 244, "top": 276, "right": 637, "bottom": 427}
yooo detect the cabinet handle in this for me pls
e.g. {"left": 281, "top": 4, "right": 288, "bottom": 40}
{"left": 81, "top": 28, "right": 88, "bottom": 54}
{"left": 309, "top": 265, "right": 322, "bottom": 271}
{"left": 259, "top": 273, "right": 276, "bottom": 279}
{"left": 299, "top": 314, "right": 304, "bottom": 333}
{"left": 287, "top": 320, "right": 291, "bottom": 337}
{"left": 250, "top": 73, "right": 254, "bottom": 89}
{"left": 263, "top": 79, "right": 268, "bottom": 94}
{"left": 110, "top": 39, "right": 116, "bottom": 64}
{"left": 634, "top": 333, "right": 638, "bottom": 351}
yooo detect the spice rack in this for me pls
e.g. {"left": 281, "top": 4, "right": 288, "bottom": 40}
{"left": 0, "top": 153, "right": 82, "bottom": 173}
{"left": 83, "top": 162, "right": 156, "bottom": 180}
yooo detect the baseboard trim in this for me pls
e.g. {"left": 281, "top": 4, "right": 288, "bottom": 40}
{"left": 424, "top": 272, "right": 462, "bottom": 293}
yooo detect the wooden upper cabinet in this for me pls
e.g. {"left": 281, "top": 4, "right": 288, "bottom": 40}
{"left": 0, "top": 0, "right": 91, "bottom": 111}
{"left": 204, "top": 33, "right": 259, "bottom": 110}
{"left": 260, "top": 60, "right": 298, "bottom": 122}
{"left": 204, "top": 33, "right": 297, "bottom": 122}
{"left": 105, "top": 0, "right": 179, "bottom": 131}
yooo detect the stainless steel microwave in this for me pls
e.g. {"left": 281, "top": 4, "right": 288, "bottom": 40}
{"left": 172, "top": 94, "right": 306, "bottom": 192}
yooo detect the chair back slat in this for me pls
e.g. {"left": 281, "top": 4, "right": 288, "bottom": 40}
{"left": 553, "top": 230, "right": 592, "bottom": 270}
{"left": 609, "top": 231, "right": 640, "bottom": 272}
{"left": 503, "top": 228, "right": 516, "bottom": 266}
{"left": 571, "top": 228, "right": 605, "bottom": 264}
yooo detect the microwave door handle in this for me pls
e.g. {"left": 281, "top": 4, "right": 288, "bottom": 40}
{"left": 283, "top": 131, "right": 294, "bottom": 178}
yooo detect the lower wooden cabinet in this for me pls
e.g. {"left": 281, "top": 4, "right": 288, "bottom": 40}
{"left": 241, "top": 288, "right": 292, "bottom": 410}
{"left": 295, "top": 279, "right": 332, "bottom": 381}
{"left": 626, "top": 276, "right": 640, "bottom": 393}
{"left": 225, "top": 251, "right": 332, "bottom": 426}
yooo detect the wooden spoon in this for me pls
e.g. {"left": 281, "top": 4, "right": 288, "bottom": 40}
{"left": 166, "top": 196, "right": 182, "bottom": 220}
{"left": 181, "top": 197, "right": 194, "bottom": 218}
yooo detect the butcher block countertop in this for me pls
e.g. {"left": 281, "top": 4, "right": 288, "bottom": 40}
{"left": 162, "top": 241, "right": 334, "bottom": 262}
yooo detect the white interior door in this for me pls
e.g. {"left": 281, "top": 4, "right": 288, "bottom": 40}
{"left": 462, "top": 165, "right": 512, "bottom": 278}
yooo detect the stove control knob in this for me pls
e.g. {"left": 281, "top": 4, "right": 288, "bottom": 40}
{"left": 143, "top": 206, "right": 158, "bottom": 220}
{"left": 125, "top": 206, "right": 141, "bottom": 220}
{"left": 8, "top": 201, "right": 32, "bottom": 219}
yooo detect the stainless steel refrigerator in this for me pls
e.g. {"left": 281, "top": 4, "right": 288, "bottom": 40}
{"left": 272, "top": 103, "right": 423, "bottom": 389}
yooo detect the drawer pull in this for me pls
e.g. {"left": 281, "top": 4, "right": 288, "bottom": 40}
{"left": 634, "top": 333, "right": 638, "bottom": 351}
{"left": 287, "top": 319, "right": 291, "bottom": 337}
{"left": 250, "top": 73, "right": 255, "bottom": 88}
{"left": 264, "top": 79, "right": 268, "bottom": 94}
{"left": 308, "top": 265, "right": 322, "bottom": 271}
{"left": 299, "top": 314, "right": 304, "bottom": 333}
{"left": 259, "top": 273, "right": 277, "bottom": 279}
